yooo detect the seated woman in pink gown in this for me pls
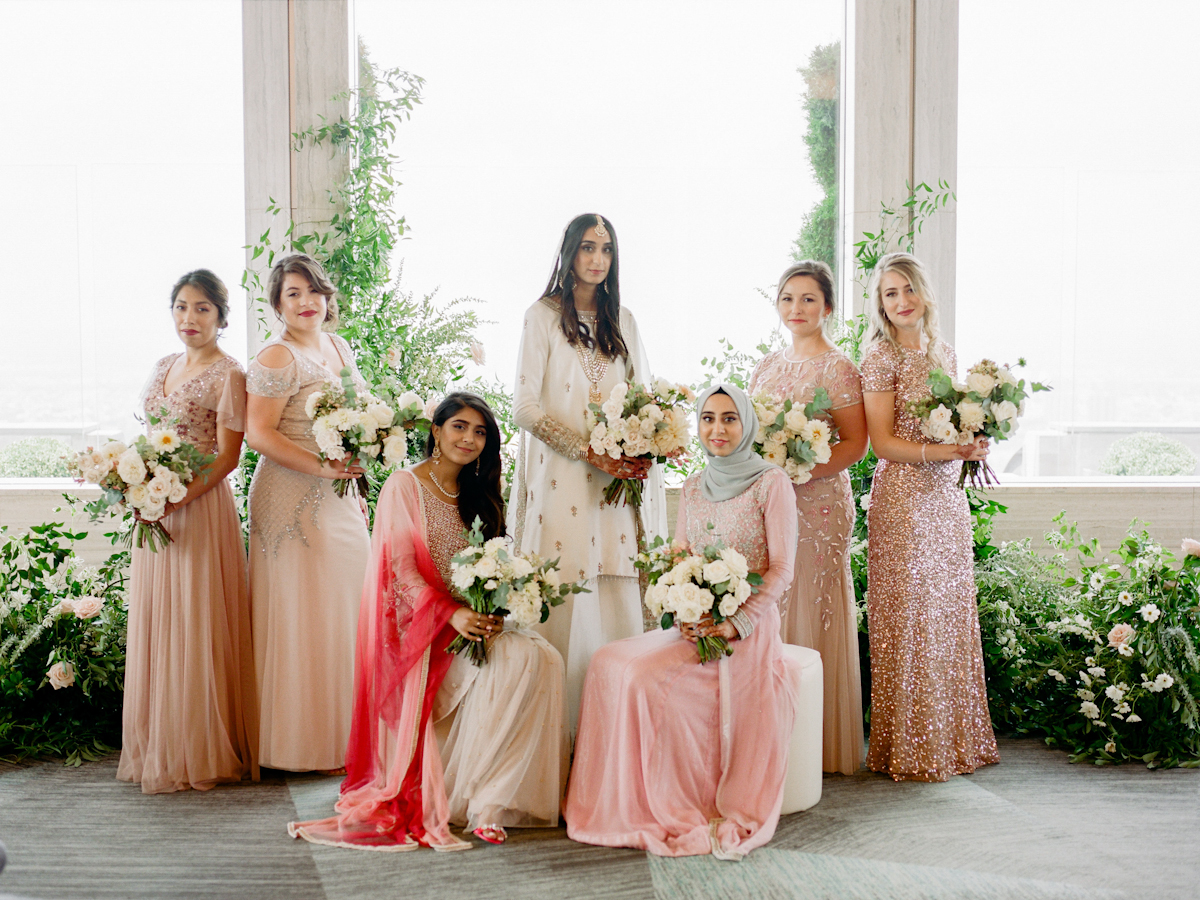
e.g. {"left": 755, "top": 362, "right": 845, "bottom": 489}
{"left": 289, "top": 393, "right": 568, "bottom": 851}
{"left": 565, "top": 384, "right": 799, "bottom": 861}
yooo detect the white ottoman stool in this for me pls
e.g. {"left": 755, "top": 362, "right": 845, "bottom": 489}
{"left": 780, "top": 644, "right": 823, "bottom": 815}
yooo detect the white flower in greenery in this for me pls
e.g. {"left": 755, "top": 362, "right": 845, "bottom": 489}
{"left": 509, "top": 556, "right": 534, "bottom": 579}
{"left": 1104, "top": 684, "right": 1126, "bottom": 703}
{"left": 147, "top": 476, "right": 172, "bottom": 501}
{"left": 928, "top": 404, "right": 953, "bottom": 428}
{"left": 812, "top": 441, "right": 832, "bottom": 465}
{"left": 993, "top": 400, "right": 1019, "bottom": 423}
{"left": 117, "top": 448, "right": 147, "bottom": 485}
{"left": 764, "top": 443, "right": 788, "bottom": 466}
{"left": 1154, "top": 673, "right": 1174, "bottom": 691}
{"left": 305, "top": 391, "right": 323, "bottom": 419}
{"left": 1139, "top": 603, "right": 1160, "bottom": 623}
{"left": 1088, "top": 571, "right": 1105, "bottom": 592}
{"left": 1047, "top": 669, "right": 1067, "bottom": 683}
{"left": 802, "top": 420, "right": 832, "bottom": 446}
{"left": 644, "top": 583, "right": 667, "bottom": 620}
{"left": 141, "top": 501, "right": 166, "bottom": 522}
{"left": 1079, "top": 671, "right": 1092, "bottom": 687}
{"left": 150, "top": 429, "right": 181, "bottom": 452}
{"left": 601, "top": 397, "right": 624, "bottom": 421}
{"left": 1087, "top": 666, "right": 1106, "bottom": 679}
{"left": 167, "top": 482, "right": 188, "bottom": 504}
{"left": 966, "top": 371, "right": 997, "bottom": 395}
{"left": 934, "top": 422, "right": 958, "bottom": 444}
{"left": 386, "top": 343, "right": 404, "bottom": 369}
{"left": 1127, "top": 714, "right": 1142, "bottom": 723}
{"left": 768, "top": 428, "right": 787, "bottom": 446}
{"left": 396, "top": 391, "right": 424, "bottom": 413}
{"left": 718, "top": 594, "right": 740, "bottom": 617}
{"left": 451, "top": 563, "right": 476, "bottom": 592}
{"left": 381, "top": 432, "right": 408, "bottom": 467}
{"left": 366, "top": 401, "right": 394, "bottom": 429}
{"left": 72, "top": 596, "right": 105, "bottom": 619}
{"left": 126, "top": 483, "right": 150, "bottom": 507}
{"left": 469, "top": 339, "right": 487, "bottom": 366}
{"left": 1104, "top": 741, "right": 1116, "bottom": 754}
{"left": 423, "top": 397, "right": 440, "bottom": 420}
{"left": 1079, "top": 701, "right": 1100, "bottom": 719}
{"left": 668, "top": 582, "right": 709, "bottom": 624}
{"left": 100, "top": 441, "right": 127, "bottom": 462}
{"left": 1117, "top": 591, "right": 1134, "bottom": 607}
{"left": 47, "top": 661, "right": 75, "bottom": 690}
{"left": 718, "top": 548, "right": 749, "bottom": 580}
{"left": 703, "top": 559, "right": 733, "bottom": 586}
{"left": 784, "top": 408, "right": 808, "bottom": 432}
{"left": 956, "top": 401, "right": 985, "bottom": 433}
{"left": 733, "top": 577, "right": 752, "bottom": 603}
{"left": 997, "top": 366, "right": 1018, "bottom": 387}
{"left": 1076, "top": 688, "right": 1095, "bottom": 702}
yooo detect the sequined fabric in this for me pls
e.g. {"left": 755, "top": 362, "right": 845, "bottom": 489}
{"left": 861, "top": 341, "right": 999, "bottom": 782}
{"left": 246, "top": 336, "right": 367, "bottom": 555}
{"left": 141, "top": 354, "right": 247, "bottom": 454}
{"left": 680, "top": 476, "right": 771, "bottom": 575}
{"left": 748, "top": 348, "right": 865, "bottom": 775}
{"left": 420, "top": 485, "right": 469, "bottom": 594}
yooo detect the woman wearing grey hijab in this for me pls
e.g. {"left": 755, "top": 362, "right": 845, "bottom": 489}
{"left": 565, "top": 384, "right": 801, "bottom": 860}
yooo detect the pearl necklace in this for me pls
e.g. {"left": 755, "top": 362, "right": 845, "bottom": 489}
{"left": 429, "top": 469, "right": 460, "bottom": 499}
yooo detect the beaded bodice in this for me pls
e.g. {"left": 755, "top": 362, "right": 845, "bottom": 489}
{"left": 141, "top": 355, "right": 245, "bottom": 455}
{"left": 861, "top": 341, "right": 957, "bottom": 445}
{"left": 680, "top": 474, "right": 772, "bottom": 575}
{"left": 749, "top": 348, "right": 863, "bottom": 414}
{"left": 421, "top": 484, "right": 469, "bottom": 594}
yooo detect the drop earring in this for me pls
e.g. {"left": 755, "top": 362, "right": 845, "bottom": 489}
{"left": 475, "top": 458, "right": 481, "bottom": 475}
{"left": 433, "top": 443, "right": 442, "bottom": 466}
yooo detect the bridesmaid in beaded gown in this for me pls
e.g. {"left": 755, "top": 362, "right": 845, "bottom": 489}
{"left": 749, "top": 260, "right": 869, "bottom": 776}
{"left": 860, "top": 252, "right": 999, "bottom": 782}
{"left": 117, "top": 269, "right": 258, "bottom": 793}
{"left": 565, "top": 385, "right": 798, "bottom": 860}
{"left": 289, "top": 394, "right": 567, "bottom": 851}
{"left": 246, "top": 254, "right": 371, "bottom": 772}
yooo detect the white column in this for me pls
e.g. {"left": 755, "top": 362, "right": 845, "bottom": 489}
{"left": 851, "top": 0, "right": 958, "bottom": 341}
{"left": 242, "top": 0, "right": 350, "bottom": 358}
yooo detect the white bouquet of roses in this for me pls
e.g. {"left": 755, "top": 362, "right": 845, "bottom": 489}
{"left": 448, "top": 517, "right": 589, "bottom": 665}
{"left": 68, "top": 409, "right": 214, "bottom": 551}
{"left": 586, "top": 379, "right": 694, "bottom": 508}
{"left": 750, "top": 388, "right": 835, "bottom": 485}
{"left": 905, "top": 358, "right": 1051, "bottom": 488}
{"left": 306, "top": 368, "right": 429, "bottom": 497}
{"left": 634, "top": 534, "right": 764, "bottom": 664}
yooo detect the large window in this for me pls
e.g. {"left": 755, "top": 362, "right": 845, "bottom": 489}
{"left": 0, "top": 0, "right": 245, "bottom": 458}
{"left": 956, "top": 3, "right": 1200, "bottom": 478}
{"left": 352, "top": 0, "right": 845, "bottom": 391}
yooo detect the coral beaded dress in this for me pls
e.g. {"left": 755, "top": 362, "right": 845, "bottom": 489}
{"left": 117, "top": 354, "right": 259, "bottom": 793}
{"left": 860, "top": 341, "right": 999, "bottom": 781}
{"left": 749, "top": 347, "right": 866, "bottom": 775}
{"left": 564, "top": 468, "right": 798, "bottom": 859}
{"left": 247, "top": 336, "right": 371, "bottom": 771}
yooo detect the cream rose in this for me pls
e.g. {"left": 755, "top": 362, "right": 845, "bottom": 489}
{"left": 366, "top": 401, "right": 394, "bottom": 429}
{"left": 73, "top": 596, "right": 105, "bottom": 619}
{"left": 1107, "top": 622, "right": 1135, "bottom": 650}
{"left": 1182, "top": 538, "right": 1200, "bottom": 558}
{"left": 966, "top": 371, "right": 997, "bottom": 395}
{"left": 381, "top": 432, "right": 408, "bottom": 467}
{"left": 718, "top": 548, "right": 749, "bottom": 579}
{"left": 117, "top": 448, "right": 147, "bottom": 485}
{"left": 784, "top": 408, "right": 808, "bottom": 432}
{"left": 993, "top": 400, "right": 1018, "bottom": 422}
{"left": 702, "top": 559, "right": 732, "bottom": 585}
{"left": 718, "top": 594, "right": 740, "bottom": 617}
{"left": 48, "top": 661, "right": 75, "bottom": 690}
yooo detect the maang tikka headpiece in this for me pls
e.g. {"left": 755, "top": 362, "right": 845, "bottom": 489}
{"left": 593, "top": 215, "right": 608, "bottom": 238}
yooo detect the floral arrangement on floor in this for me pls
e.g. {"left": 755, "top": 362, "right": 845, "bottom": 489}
{"left": 635, "top": 535, "right": 763, "bottom": 664}
{"left": 750, "top": 388, "right": 834, "bottom": 484}
{"left": 448, "top": 518, "right": 588, "bottom": 665}
{"left": 307, "top": 370, "right": 430, "bottom": 497}
{"left": 905, "top": 358, "right": 1050, "bottom": 488}
{"left": 67, "top": 412, "right": 214, "bottom": 551}
{"left": 0, "top": 522, "right": 129, "bottom": 765}
{"left": 586, "top": 379, "right": 693, "bottom": 508}
{"left": 1099, "top": 432, "right": 1197, "bottom": 477}
{"left": 976, "top": 516, "right": 1200, "bottom": 768}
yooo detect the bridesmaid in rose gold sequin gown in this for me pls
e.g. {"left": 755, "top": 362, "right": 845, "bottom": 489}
{"left": 860, "top": 253, "right": 998, "bottom": 782}
{"left": 749, "top": 261, "right": 869, "bottom": 776}
{"left": 118, "top": 271, "right": 258, "bottom": 793}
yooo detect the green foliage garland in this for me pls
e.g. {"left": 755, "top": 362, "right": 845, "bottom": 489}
{"left": 792, "top": 42, "right": 840, "bottom": 272}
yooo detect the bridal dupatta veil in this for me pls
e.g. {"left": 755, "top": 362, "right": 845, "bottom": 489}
{"left": 288, "top": 474, "right": 463, "bottom": 850}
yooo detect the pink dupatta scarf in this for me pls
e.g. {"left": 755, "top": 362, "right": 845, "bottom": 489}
{"left": 289, "top": 472, "right": 461, "bottom": 849}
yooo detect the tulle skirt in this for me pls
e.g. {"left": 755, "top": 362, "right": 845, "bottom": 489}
{"left": 117, "top": 480, "right": 259, "bottom": 793}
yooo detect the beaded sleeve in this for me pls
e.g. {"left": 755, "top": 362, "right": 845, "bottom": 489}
{"left": 528, "top": 414, "right": 588, "bottom": 461}
{"left": 729, "top": 609, "right": 755, "bottom": 640}
{"left": 246, "top": 359, "right": 300, "bottom": 398}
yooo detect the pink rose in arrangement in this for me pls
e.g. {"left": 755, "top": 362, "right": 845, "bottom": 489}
{"left": 1181, "top": 538, "right": 1200, "bottom": 558}
{"left": 50, "top": 598, "right": 76, "bottom": 617}
{"left": 47, "top": 661, "right": 75, "bottom": 690}
{"left": 72, "top": 596, "right": 105, "bottom": 620}
{"left": 1108, "top": 623, "right": 1136, "bottom": 650}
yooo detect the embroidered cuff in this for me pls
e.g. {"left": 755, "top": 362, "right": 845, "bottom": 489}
{"left": 730, "top": 609, "right": 755, "bottom": 641}
{"left": 529, "top": 414, "right": 588, "bottom": 461}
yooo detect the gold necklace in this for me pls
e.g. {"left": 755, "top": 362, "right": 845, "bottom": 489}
{"left": 576, "top": 343, "right": 610, "bottom": 405}
{"left": 429, "top": 469, "right": 460, "bottom": 499}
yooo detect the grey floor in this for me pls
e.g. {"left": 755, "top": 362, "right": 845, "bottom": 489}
{"left": 1, "top": 737, "right": 1196, "bottom": 900}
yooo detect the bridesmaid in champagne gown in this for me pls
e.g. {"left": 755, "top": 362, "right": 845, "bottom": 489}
{"left": 118, "top": 269, "right": 258, "bottom": 793}
{"left": 565, "top": 385, "right": 798, "bottom": 860}
{"left": 289, "top": 394, "right": 567, "bottom": 850}
{"left": 749, "top": 260, "right": 869, "bottom": 776}
{"left": 246, "top": 254, "right": 371, "bottom": 772}
{"left": 860, "top": 252, "right": 999, "bottom": 782}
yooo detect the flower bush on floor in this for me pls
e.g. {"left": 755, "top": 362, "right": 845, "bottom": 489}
{"left": 0, "top": 522, "right": 129, "bottom": 765}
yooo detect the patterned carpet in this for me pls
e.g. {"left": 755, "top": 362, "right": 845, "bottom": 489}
{"left": 1, "top": 737, "right": 1196, "bottom": 900}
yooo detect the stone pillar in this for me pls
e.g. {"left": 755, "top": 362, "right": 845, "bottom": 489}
{"left": 851, "top": 0, "right": 958, "bottom": 341}
{"left": 242, "top": 0, "right": 350, "bottom": 357}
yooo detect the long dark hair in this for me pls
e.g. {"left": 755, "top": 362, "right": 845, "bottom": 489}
{"left": 539, "top": 213, "right": 629, "bottom": 361}
{"left": 425, "top": 392, "right": 506, "bottom": 539}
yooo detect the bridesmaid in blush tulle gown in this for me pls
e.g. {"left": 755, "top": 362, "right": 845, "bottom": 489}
{"left": 565, "top": 384, "right": 798, "bottom": 860}
{"left": 860, "top": 252, "right": 999, "bottom": 782}
{"left": 117, "top": 269, "right": 258, "bottom": 793}
{"left": 289, "top": 394, "right": 567, "bottom": 851}
{"left": 748, "top": 260, "right": 869, "bottom": 776}
{"left": 246, "top": 254, "right": 371, "bottom": 773}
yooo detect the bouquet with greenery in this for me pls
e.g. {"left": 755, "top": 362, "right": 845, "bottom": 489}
{"left": 447, "top": 518, "right": 588, "bottom": 665}
{"left": 750, "top": 388, "right": 835, "bottom": 484}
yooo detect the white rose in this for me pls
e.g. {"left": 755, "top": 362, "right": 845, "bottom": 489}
{"left": 117, "top": 448, "right": 147, "bottom": 485}
{"left": 50, "top": 598, "right": 76, "bottom": 617}
{"left": 928, "top": 404, "right": 953, "bottom": 427}
{"left": 382, "top": 432, "right": 408, "bottom": 467}
{"left": 100, "top": 441, "right": 127, "bottom": 462}
{"left": 611, "top": 382, "right": 628, "bottom": 400}
{"left": 784, "top": 408, "right": 807, "bottom": 433}
{"left": 718, "top": 548, "right": 749, "bottom": 579}
{"left": 702, "top": 559, "right": 732, "bottom": 585}
{"left": 998, "top": 366, "right": 1018, "bottom": 387}
{"left": 126, "top": 483, "right": 150, "bottom": 507}
{"left": 167, "top": 482, "right": 188, "bottom": 504}
{"left": 397, "top": 391, "right": 424, "bottom": 413}
{"left": 147, "top": 477, "right": 172, "bottom": 500}
{"left": 733, "top": 578, "right": 752, "bottom": 603}
{"left": 668, "top": 583, "right": 706, "bottom": 623}
{"left": 305, "top": 391, "right": 323, "bottom": 419}
{"left": 966, "top": 371, "right": 997, "bottom": 395}
{"left": 140, "top": 501, "right": 166, "bottom": 522}
{"left": 48, "top": 661, "right": 75, "bottom": 690}
{"left": 993, "top": 400, "right": 1018, "bottom": 422}
{"left": 784, "top": 459, "right": 801, "bottom": 480}
{"left": 935, "top": 422, "right": 958, "bottom": 444}
{"left": 755, "top": 425, "right": 769, "bottom": 445}
{"left": 601, "top": 397, "right": 624, "bottom": 421}
{"left": 451, "top": 563, "right": 476, "bottom": 592}
{"left": 813, "top": 442, "right": 832, "bottom": 465}
{"left": 718, "top": 595, "right": 740, "bottom": 617}
{"left": 366, "top": 401, "right": 394, "bottom": 428}
{"left": 474, "top": 555, "right": 499, "bottom": 579}
{"left": 645, "top": 583, "right": 667, "bottom": 620}
{"left": 643, "top": 404, "right": 664, "bottom": 424}
{"left": 423, "top": 397, "right": 441, "bottom": 420}
{"left": 768, "top": 429, "right": 788, "bottom": 446}
{"left": 510, "top": 557, "right": 534, "bottom": 579}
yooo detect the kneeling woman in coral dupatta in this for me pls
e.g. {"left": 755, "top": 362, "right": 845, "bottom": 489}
{"left": 289, "top": 393, "right": 568, "bottom": 851}
{"left": 565, "top": 384, "right": 799, "bottom": 860}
